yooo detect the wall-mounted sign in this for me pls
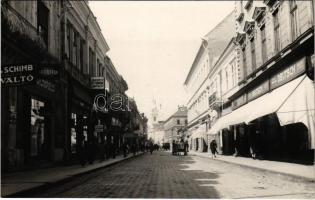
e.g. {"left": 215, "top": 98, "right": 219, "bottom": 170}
{"left": 270, "top": 57, "right": 305, "bottom": 89}
{"left": 38, "top": 64, "right": 59, "bottom": 79}
{"left": 91, "top": 77, "right": 105, "bottom": 89}
{"left": 94, "top": 124, "right": 104, "bottom": 132}
{"left": 36, "top": 79, "right": 56, "bottom": 93}
{"left": 232, "top": 94, "right": 246, "bottom": 110}
{"left": 247, "top": 80, "right": 269, "bottom": 101}
{"left": 1, "top": 64, "right": 36, "bottom": 86}
{"left": 1, "top": 64, "right": 60, "bottom": 87}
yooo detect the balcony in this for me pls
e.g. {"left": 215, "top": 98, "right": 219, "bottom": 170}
{"left": 2, "top": 2, "right": 46, "bottom": 50}
{"left": 65, "top": 61, "right": 90, "bottom": 87}
{"left": 208, "top": 92, "right": 222, "bottom": 111}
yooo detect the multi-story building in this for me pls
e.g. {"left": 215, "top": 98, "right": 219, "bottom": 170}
{"left": 1, "top": 0, "right": 132, "bottom": 172}
{"left": 210, "top": 0, "right": 314, "bottom": 162}
{"left": 2, "top": 0, "right": 65, "bottom": 171}
{"left": 183, "top": 11, "right": 237, "bottom": 152}
{"left": 163, "top": 106, "right": 188, "bottom": 144}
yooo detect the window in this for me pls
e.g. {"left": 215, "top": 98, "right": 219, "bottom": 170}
{"left": 185, "top": 120, "right": 188, "bottom": 125}
{"left": 73, "top": 32, "right": 77, "bottom": 66}
{"left": 177, "top": 119, "right": 180, "bottom": 125}
{"left": 250, "top": 39, "right": 256, "bottom": 70}
{"left": 290, "top": 0, "right": 298, "bottom": 41}
{"left": 89, "top": 48, "right": 94, "bottom": 76}
{"left": 66, "top": 24, "right": 71, "bottom": 59}
{"left": 261, "top": 26, "right": 267, "bottom": 63}
{"left": 242, "top": 49, "right": 247, "bottom": 78}
{"left": 79, "top": 40, "right": 84, "bottom": 72}
{"left": 37, "top": 0, "right": 49, "bottom": 47}
{"left": 273, "top": 11, "right": 280, "bottom": 52}
{"left": 96, "top": 59, "right": 100, "bottom": 76}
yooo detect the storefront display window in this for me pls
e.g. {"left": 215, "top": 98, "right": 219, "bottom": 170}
{"left": 71, "top": 113, "right": 77, "bottom": 153}
{"left": 30, "top": 98, "right": 45, "bottom": 158}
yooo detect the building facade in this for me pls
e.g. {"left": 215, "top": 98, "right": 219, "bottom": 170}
{"left": 163, "top": 106, "right": 188, "bottom": 144}
{"left": 183, "top": 11, "right": 237, "bottom": 153}
{"left": 1, "top": 0, "right": 134, "bottom": 172}
{"left": 210, "top": 0, "right": 314, "bottom": 162}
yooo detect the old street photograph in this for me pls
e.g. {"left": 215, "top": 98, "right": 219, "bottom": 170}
{"left": 1, "top": 0, "right": 315, "bottom": 199}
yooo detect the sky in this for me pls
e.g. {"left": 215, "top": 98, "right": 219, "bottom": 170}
{"left": 89, "top": 1, "right": 234, "bottom": 123}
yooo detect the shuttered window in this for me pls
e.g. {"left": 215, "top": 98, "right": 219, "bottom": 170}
{"left": 290, "top": 0, "right": 299, "bottom": 41}
{"left": 273, "top": 11, "right": 281, "bottom": 52}
{"left": 261, "top": 26, "right": 267, "bottom": 63}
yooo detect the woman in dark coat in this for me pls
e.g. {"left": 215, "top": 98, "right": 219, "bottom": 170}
{"left": 210, "top": 140, "right": 218, "bottom": 158}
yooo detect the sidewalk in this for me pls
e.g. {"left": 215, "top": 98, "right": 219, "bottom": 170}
{"left": 190, "top": 151, "right": 315, "bottom": 181}
{"left": 1, "top": 153, "right": 143, "bottom": 197}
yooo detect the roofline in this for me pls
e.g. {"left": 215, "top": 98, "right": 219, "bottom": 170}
{"left": 185, "top": 37, "right": 235, "bottom": 106}
{"left": 183, "top": 41, "right": 206, "bottom": 85}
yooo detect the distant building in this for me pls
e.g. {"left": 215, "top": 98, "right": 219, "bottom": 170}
{"left": 163, "top": 106, "right": 188, "bottom": 143}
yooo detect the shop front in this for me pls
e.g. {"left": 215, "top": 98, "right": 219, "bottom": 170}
{"left": 209, "top": 56, "right": 314, "bottom": 163}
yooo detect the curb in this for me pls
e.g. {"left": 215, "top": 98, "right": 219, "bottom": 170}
{"left": 4, "top": 153, "right": 144, "bottom": 197}
{"left": 190, "top": 153, "right": 315, "bottom": 183}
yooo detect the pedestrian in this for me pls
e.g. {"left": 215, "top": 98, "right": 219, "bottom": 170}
{"left": 149, "top": 142, "right": 154, "bottom": 155}
{"left": 122, "top": 141, "right": 127, "bottom": 158}
{"left": 78, "top": 137, "right": 87, "bottom": 166}
{"left": 184, "top": 140, "right": 189, "bottom": 155}
{"left": 210, "top": 139, "right": 218, "bottom": 158}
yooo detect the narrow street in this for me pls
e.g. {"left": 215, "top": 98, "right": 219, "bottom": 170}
{"left": 27, "top": 151, "right": 315, "bottom": 199}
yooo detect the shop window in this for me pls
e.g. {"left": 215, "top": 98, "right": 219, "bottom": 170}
{"left": 289, "top": 0, "right": 299, "bottom": 41}
{"left": 30, "top": 98, "right": 47, "bottom": 158}
{"left": 71, "top": 113, "right": 77, "bottom": 153}
{"left": 37, "top": 0, "right": 49, "bottom": 47}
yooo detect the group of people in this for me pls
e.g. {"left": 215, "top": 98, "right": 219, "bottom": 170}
{"left": 77, "top": 138, "right": 118, "bottom": 166}
{"left": 172, "top": 140, "right": 189, "bottom": 156}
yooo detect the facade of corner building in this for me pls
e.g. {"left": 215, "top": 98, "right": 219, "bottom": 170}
{"left": 163, "top": 106, "right": 188, "bottom": 145}
{"left": 1, "top": 0, "right": 142, "bottom": 172}
{"left": 214, "top": 0, "right": 314, "bottom": 163}
{"left": 183, "top": 11, "right": 239, "bottom": 153}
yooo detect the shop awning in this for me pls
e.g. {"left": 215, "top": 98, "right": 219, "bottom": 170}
{"left": 245, "top": 75, "right": 307, "bottom": 124}
{"left": 209, "top": 75, "right": 310, "bottom": 135}
{"left": 190, "top": 125, "right": 207, "bottom": 139}
{"left": 276, "top": 75, "right": 315, "bottom": 149}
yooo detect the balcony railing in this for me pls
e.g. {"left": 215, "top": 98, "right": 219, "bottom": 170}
{"left": 2, "top": 1, "right": 47, "bottom": 49}
{"left": 65, "top": 61, "right": 90, "bottom": 87}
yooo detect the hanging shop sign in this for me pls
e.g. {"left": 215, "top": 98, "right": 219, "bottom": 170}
{"left": 91, "top": 77, "right": 105, "bottom": 90}
{"left": 270, "top": 57, "right": 305, "bottom": 90}
{"left": 247, "top": 80, "right": 269, "bottom": 101}
{"left": 1, "top": 64, "right": 36, "bottom": 86}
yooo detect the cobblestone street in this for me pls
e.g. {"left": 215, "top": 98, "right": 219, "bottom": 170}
{"left": 27, "top": 151, "right": 315, "bottom": 198}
